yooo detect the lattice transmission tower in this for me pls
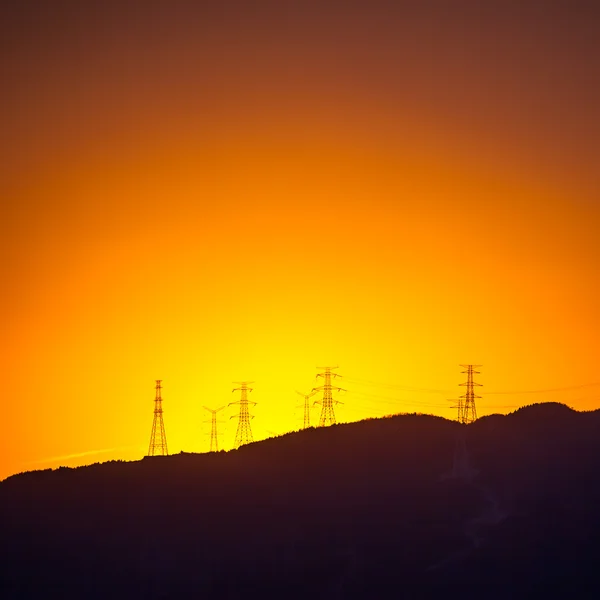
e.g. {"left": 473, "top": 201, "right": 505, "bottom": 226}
{"left": 203, "top": 405, "right": 226, "bottom": 452}
{"left": 312, "top": 366, "right": 345, "bottom": 427}
{"left": 457, "top": 364, "right": 482, "bottom": 424}
{"left": 296, "top": 390, "right": 317, "bottom": 429}
{"left": 229, "top": 382, "right": 256, "bottom": 448}
{"left": 148, "top": 380, "right": 168, "bottom": 456}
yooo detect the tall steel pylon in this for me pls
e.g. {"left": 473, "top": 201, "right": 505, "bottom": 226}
{"left": 296, "top": 390, "right": 317, "bottom": 429}
{"left": 148, "top": 380, "right": 168, "bottom": 456}
{"left": 203, "top": 405, "right": 226, "bottom": 452}
{"left": 229, "top": 382, "right": 256, "bottom": 448}
{"left": 312, "top": 366, "right": 345, "bottom": 427}
{"left": 457, "top": 364, "right": 482, "bottom": 424}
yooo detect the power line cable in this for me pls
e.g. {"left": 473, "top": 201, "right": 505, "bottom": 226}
{"left": 344, "top": 376, "right": 451, "bottom": 395}
{"left": 348, "top": 389, "right": 452, "bottom": 409}
{"left": 485, "top": 381, "right": 600, "bottom": 395}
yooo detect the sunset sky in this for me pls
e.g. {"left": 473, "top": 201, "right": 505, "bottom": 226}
{"left": 1, "top": 1, "right": 599, "bottom": 479}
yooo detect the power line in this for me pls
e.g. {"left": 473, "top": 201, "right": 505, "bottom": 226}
{"left": 347, "top": 375, "right": 600, "bottom": 399}
{"left": 343, "top": 403, "right": 402, "bottom": 416}
{"left": 485, "top": 381, "right": 600, "bottom": 395}
{"left": 347, "top": 389, "right": 452, "bottom": 409}
{"left": 335, "top": 388, "right": 455, "bottom": 419}
{"left": 343, "top": 376, "right": 451, "bottom": 395}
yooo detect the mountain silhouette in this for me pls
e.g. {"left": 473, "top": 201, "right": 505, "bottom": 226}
{"left": 2, "top": 402, "right": 600, "bottom": 599}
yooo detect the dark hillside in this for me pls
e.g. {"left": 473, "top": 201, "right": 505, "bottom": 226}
{"left": 1, "top": 404, "right": 600, "bottom": 599}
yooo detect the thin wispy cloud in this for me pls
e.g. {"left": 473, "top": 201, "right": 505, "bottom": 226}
{"left": 27, "top": 446, "right": 141, "bottom": 465}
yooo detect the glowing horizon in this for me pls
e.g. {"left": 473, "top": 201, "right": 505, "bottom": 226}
{"left": 2, "top": 2, "right": 599, "bottom": 480}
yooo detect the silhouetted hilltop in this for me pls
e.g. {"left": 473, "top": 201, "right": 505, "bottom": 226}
{"left": 1, "top": 403, "right": 600, "bottom": 599}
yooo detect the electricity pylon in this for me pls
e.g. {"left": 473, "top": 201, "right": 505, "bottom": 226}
{"left": 312, "top": 367, "right": 345, "bottom": 427}
{"left": 296, "top": 390, "right": 317, "bottom": 429}
{"left": 148, "top": 380, "right": 168, "bottom": 456}
{"left": 456, "top": 364, "right": 482, "bottom": 424}
{"left": 203, "top": 405, "right": 226, "bottom": 452}
{"left": 229, "top": 382, "right": 256, "bottom": 448}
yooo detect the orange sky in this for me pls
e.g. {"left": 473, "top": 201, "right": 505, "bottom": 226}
{"left": 1, "top": 1, "right": 599, "bottom": 480}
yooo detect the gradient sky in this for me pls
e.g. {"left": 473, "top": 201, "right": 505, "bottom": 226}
{"left": 1, "top": 1, "right": 599, "bottom": 479}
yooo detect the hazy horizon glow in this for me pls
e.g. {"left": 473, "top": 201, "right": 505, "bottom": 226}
{"left": 1, "top": 1, "right": 599, "bottom": 479}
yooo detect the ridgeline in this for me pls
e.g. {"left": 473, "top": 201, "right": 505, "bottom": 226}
{"left": 2, "top": 402, "right": 600, "bottom": 599}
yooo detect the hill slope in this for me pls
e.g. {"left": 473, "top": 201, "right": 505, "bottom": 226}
{"left": 2, "top": 403, "right": 600, "bottom": 599}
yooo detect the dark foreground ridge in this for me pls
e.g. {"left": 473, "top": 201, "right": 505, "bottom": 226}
{"left": 2, "top": 402, "right": 600, "bottom": 599}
